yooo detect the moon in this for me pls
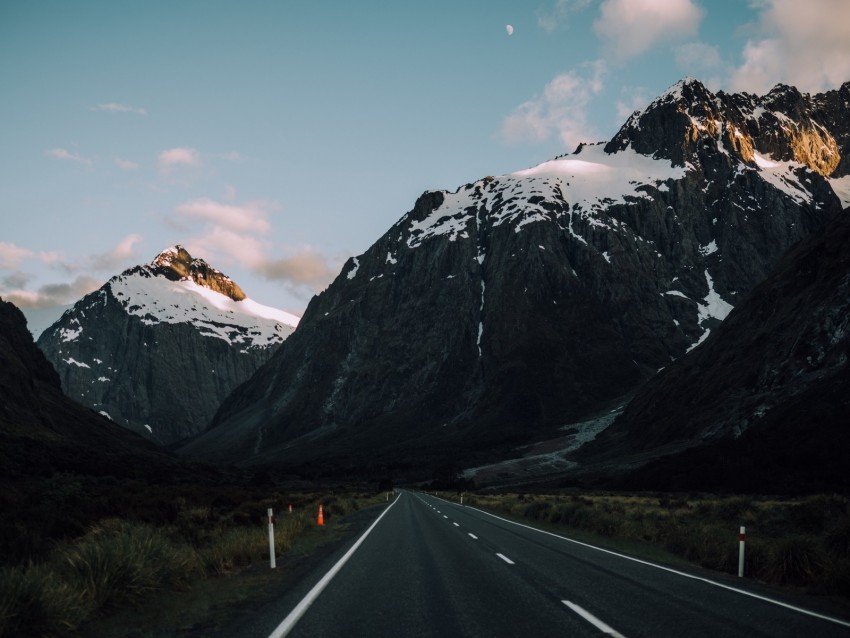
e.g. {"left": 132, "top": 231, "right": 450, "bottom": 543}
{"left": 506, "top": 24, "right": 514, "bottom": 36}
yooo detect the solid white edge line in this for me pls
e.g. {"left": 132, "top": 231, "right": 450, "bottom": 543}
{"left": 267, "top": 493, "right": 402, "bottom": 638}
{"left": 496, "top": 552, "right": 515, "bottom": 565}
{"left": 465, "top": 505, "right": 850, "bottom": 629}
{"left": 563, "top": 600, "right": 626, "bottom": 638}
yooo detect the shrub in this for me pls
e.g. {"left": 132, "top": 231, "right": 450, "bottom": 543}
{"left": 0, "top": 564, "right": 86, "bottom": 637}
{"left": 60, "top": 519, "right": 198, "bottom": 613}
{"left": 762, "top": 536, "right": 825, "bottom": 586}
{"left": 523, "top": 500, "right": 551, "bottom": 521}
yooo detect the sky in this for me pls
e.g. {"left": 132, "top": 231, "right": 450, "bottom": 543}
{"left": 2, "top": 0, "right": 849, "bottom": 329}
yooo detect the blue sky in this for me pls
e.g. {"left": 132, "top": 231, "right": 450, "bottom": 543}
{"left": 2, "top": 0, "right": 849, "bottom": 325}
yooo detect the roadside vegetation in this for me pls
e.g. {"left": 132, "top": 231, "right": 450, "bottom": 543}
{"left": 0, "top": 476, "right": 387, "bottom": 637}
{"left": 454, "top": 491, "right": 850, "bottom": 597}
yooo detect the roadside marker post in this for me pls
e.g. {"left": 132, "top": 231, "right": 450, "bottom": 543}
{"left": 268, "top": 508, "right": 276, "bottom": 569}
{"left": 738, "top": 526, "right": 746, "bottom": 578}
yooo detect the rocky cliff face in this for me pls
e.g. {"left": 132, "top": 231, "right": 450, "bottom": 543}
{"left": 37, "top": 247, "right": 298, "bottom": 445}
{"left": 579, "top": 206, "right": 850, "bottom": 492}
{"left": 182, "top": 79, "right": 849, "bottom": 473}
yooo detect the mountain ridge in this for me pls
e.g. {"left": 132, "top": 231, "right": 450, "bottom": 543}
{"left": 180, "top": 78, "right": 849, "bottom": 477}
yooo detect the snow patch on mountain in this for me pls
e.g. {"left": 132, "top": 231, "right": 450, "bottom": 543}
{"left": 688, "top": 271, "right": 734, "bottom": 352}
{"left": 750, "top": 153, "right": 817, "bottom": 206}
{"left": 109, "top": 272, "right": 299, "bottom": 348}
{"left": 829, "top": 175, "right": 850, "bottom": 208}
{"left": 59, "top": 320, "right": 83, "bottom": 343}
{"left": 407, "top": 145, "right": 686, "bottom": 249}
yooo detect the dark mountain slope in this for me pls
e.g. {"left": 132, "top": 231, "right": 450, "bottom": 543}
{"left": 182, "top": 79, "right": 849, "bottom": 475}
{"left": 578, "top": 207, "right": 850, "bottom": 492}
{"left": 0, "top": 297, "right": 184, "bottom": 480}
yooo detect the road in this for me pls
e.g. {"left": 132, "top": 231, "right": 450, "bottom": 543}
{"left": 251, "top": 491, "right": 850, "bottom": 637}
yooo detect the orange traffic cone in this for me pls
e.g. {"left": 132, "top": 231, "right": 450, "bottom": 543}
{"left": 317, "top": 504, "right": 324, "bottom": 526}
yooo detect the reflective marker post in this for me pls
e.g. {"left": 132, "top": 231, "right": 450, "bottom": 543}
{"left": 268, "top": 508, "right": 276, "bottom": 569}
{"left": 738, "top": 526, "right": 745, "bottom": 577}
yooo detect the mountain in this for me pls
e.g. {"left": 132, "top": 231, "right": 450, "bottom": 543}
{"left": 0, "top": 297, "right": 184, "bottom": 480}
{"left": 37, "top": 246, "right": 299, "bottom": 445}
{"left": 575, "top": 205, "right": 850, "bottom": 493}
{"left": 181, "top": 78, "right": 849, "bottom": 476}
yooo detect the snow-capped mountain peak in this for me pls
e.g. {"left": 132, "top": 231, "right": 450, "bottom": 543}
{"left": 37, "top": 246, "right": 298, "bottom": 444}
{"left": 106, "top": 247, "right": 299, "bottom": 348}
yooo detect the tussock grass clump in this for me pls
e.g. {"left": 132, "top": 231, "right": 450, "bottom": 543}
{"left": 0, "top": 564, "right": 85, "bottom": 638}
{"left": 761, "top": 536, "right": 825, "bottom": 586}
{"left": 1, "top": 485, "right": 385, "bottom": 637}
{"left": 61, "top": 519, "right": 199, "bottom": 612}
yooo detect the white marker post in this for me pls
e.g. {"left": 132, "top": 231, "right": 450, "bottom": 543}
{"left": 738, "top": 526, "right": 746, "bottom": 578}
{"left": 268, "top": 508, "right": 276, "bottom": 569}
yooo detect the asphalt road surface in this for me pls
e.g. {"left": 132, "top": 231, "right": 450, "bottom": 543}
{"left": 251, "top": 491, "right": 850, "bottom": 637}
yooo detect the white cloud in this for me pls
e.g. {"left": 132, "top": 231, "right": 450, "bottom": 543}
{"left": 594, "top": 0, "right": 703, "bottom": 60}
{"left": 158, "top": 147, "right": 201, "bottom": 171}
{"left": 92, "top": 102, "right": 147, "bottom": 116}
{"left": 178, "top": 197, "right": 337, "bottom": 294}
{"left": 257, "top": 246, "right": 339, "bottom": 287}
{"left": 45, "top": 148, "right": 92, "bottom": 167}
{"left": 2, "top": 275, "right": 102, "bottom": 309}
{"left": 500, "top": 60, "right": 607, "bottom": 148}
{"left": 2, "top": 271, "right": 31, "bottom": 290}
{"left": 536, "top": 0, "right": 592, "bottom": 32}
{"left": 0, "top": 242, "right": 33, "bottom": 269}
{"left": 729, "top": 0, "right": 850, "bottom": 94}
{"left": 115, "top": 158, "right": 140, "bottom": 170}
{"left": 176, "top": 198, "right": 273, "bottom": 234}
{"left": 186, "top": 228, "right": 336, "bottom": 291}
{"left": 91, "top": 234, "right": 143, "bottom": 271}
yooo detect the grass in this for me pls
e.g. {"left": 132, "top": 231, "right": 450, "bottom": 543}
{"left": 0, "top": 483, "right": 386, "bottom": 637}
{"left": 453, "top": 491, "right": 850, "bottom": 596}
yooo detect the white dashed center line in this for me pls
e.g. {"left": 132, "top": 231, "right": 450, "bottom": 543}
{"left": 562, "top": 601, "right": 626, "bottom": 638}
{"left": 468, "top": 533, "right": 478, "bottom": 540}
{"left": 453, "top": 522, "right": 460, "bottom": 527}
{"left": 496, "top": 553, "right": 515, "bottom": 565}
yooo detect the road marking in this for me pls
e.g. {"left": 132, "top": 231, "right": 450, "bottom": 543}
{"left": 562, "top": 601, "right": 626, "bottom": 638}
{"left": 496, "top": 553, "right": 515, "bottom": 565}
{"left": 443, "top": 515, "right": 448, "bottom": 519}
{"left": 466, "top": 506, "right": 850, "bottom": 630}
{"left": 267, "top": 493, "right": 401, "bottom": 638}
{"left": 453, "top": 522, "right": 460, "bottom": 527}
{"left": 468, "top": 533, "right": 478, "bottom": 540}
